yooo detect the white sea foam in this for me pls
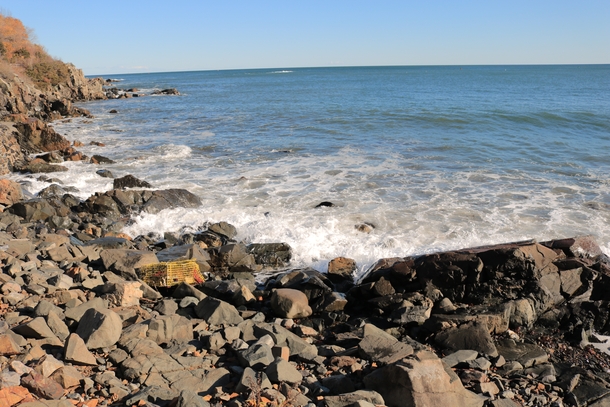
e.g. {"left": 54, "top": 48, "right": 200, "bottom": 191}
{"left": 22, "top": 67, "right": 610, "bottom": 277}
{"left": 270, "top": 70, "right": 293, "bottom": 74}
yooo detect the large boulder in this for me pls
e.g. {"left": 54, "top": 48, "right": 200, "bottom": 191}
{"left": 270, "top": 288, "right": 312, "bottom": 319}
{"left": 364, "top": 350, "right": 485, "bottom": 407}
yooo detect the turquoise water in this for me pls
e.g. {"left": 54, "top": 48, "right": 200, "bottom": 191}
{"left": 21, "top": 65, "right": 610, "bottom": 274}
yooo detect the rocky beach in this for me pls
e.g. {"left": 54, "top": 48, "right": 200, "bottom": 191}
{"left": 3, "top": 18, "right": 610, "bottom": 407}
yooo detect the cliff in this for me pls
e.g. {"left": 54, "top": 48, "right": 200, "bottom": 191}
{"left": 0, "top": 14, "right": 107, "bottom": 174}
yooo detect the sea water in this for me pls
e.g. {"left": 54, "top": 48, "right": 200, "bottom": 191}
{"left": 13, "top": 65, "right": 610, "bottom": 277}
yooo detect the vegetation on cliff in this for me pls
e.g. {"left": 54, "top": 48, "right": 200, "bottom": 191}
{"left": 0, "top": 13, "right": 71, "bottom": 90}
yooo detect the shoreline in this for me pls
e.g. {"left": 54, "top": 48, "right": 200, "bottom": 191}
{"left": 3, "top": 69, "right": 610, "bottom": 406}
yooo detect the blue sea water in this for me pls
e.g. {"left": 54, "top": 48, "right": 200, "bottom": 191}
{"left": 19, "top": 65, "right": 610, "bottom": 275}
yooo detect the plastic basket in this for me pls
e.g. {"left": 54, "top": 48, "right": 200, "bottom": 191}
{"left": 138, "top": 260, "right": 204, "bottom": 288}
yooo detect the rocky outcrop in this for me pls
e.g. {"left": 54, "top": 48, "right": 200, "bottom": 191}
{"left": 0, "top": 123, "right": 23, "bottom": 174}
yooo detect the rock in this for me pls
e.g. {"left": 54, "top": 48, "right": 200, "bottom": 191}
{"left": 9, "top": 199, "right": 56, "bottom": 222}
{"left": 152, "top": 88, "right": 180, "bottom": 95}
{"left": 208, "top": 221, "right": 237, "bottom": 239}
{"left": 315, "top": 201, "right": 335, "bottom": 208}
{"left": 147, "top": 314, "right": 193, "bottom": 344}
{"left": 64, "top": 333, "right": 98, "bottom": 365}
{"left": 96, "top": 169, "right": 114, "bottom": 178}
{"left": 323, "top": 390, "right": 385, "bottom": 407}
{"left": 50, "top": 366, "right": 83, "bottom": 389}
{"left": 434, "top": 321, "right": 498, "bottom": 357}
{"left": 90, "top": 154, "right": 115, "bottom": 164}
{"left": 239, "top": 343, "right": 275, "bottom": 370}
{"left": 156, "top": 243, "right": 211, "bottom": 274}
{"left": 0, "top": 179, "right": 23, "bottom": 206}
{"left": 247, "top": 243, "right": 292, "bottom": 267}
{"left": 174, "top": 389, "right": 211, "bottom": 407}
{"left": 194, "top": 297, "right": 243, "bottom": 326}
{"left": 113, "top": 174, "right": 152, "bottom": 189}
{"left": 75, "top": 308, "right": 122, "bottom": 349}
{"left": 363, "top": 350, "right": 485, "bottom": 407}
{"left": 100, "top": 249, "right": 158, "bottom": 280}
{"left": 21, "top": 371, "right": 64, "bottom": 400}
{"left": 155, "top": 299, "right": 179, "bottom": 315}
{"left": 208, "top": 243, "right": 257, "bottom": 274}
{"left": 141, "top": 189, "right": 202, "bottom": 213}
{"left": 359, "top": 323, "right": 413, "bottom": 364}
{"left": 495, "top": 338, "right": 549, "bottom": 368}
{"left": 123, "top": 385, "right": 178, "bottom": 406}
{"left": 103, "top": 281, "right": 143, "bottom": 307}
{"left": 236, "top": 367, "right": 272, "bottom": 393}
{"left": 510, "top": 298, "right": 536, "bottom": 329}
{"left": 0, "top": 333, "right": 22, "bottom": 355}
{"left": 271, "top": 288, "right": 313, "bottom": 319}
{"left": 543, "top": 235, "right": 603, "bottom": 259}
{"left": 442, "top": 350, "right": 479, "bottom": 368}
{"left": 12, "top": 317, "right": 62, "bottom": 346}
{"left": 265, "top": 358, "right": 303, "bottom": 384}
{"left": 327, "top": 257, "right": 356, "bottom": 282}
{"left": 321, "top": 375, "right": 356, "bottom": 395}
{"left": 64, "top": 297, "right": 107, "bottom": 322}
{"left": 172, "top": 282, "right": 206, "bottom": 300}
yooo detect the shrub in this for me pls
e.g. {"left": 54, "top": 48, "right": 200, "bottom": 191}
{"left": 25, "top": 58, "right": 71, "bottom": 90}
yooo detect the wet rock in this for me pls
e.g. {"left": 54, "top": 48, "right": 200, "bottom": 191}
{"left": 152, "top": 88, "right": 180, "bottom": 95}
{"left": 113, "top": 174, "right": 152, "bottom": 189}
{"left": 96, "top": 169, "right": 114, "bottom": 178}
{"left": 315, "top": 201, "right": 335, "bottom": 208}
{"left": 208, "top": 243, "right": 257, "bottom": 274}
{"left": 90, "top": 154, "right": 115, "bottom": 164}
{"left": 247, "top": 242, "right": 292, "bottom": 267}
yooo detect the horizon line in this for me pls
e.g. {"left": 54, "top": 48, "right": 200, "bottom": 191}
{"left": 87, "top": 62, "right": 610, "bottom": 77}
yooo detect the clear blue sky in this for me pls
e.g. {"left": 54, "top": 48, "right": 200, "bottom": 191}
{"left": 1, "top": 1, "right": 609, "bottom": 75}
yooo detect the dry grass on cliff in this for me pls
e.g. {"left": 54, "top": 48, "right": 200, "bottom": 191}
{"left": 0, "top": 13, "right": 71, "bottom": 90}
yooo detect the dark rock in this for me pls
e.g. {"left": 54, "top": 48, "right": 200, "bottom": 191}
{"left": 90, "top": 154, "right": 115, "bottom": 164}
{"left": 434, "top": 321, "right": 498, "bottom": 357}
{"left": 208, "top": 221, "right": 237, "bottom": 239}
{"left": 247, "top": 243, "right": 292, "bottom": 267}
{"left": 152, "top": 88, "right": 180, "bottom": 95}
{"left": 96, "top": 169, "right": 114, "bottom": 178}
{"left": 113, "top": 174, "right": 152, "bottom": 189}
{"left": 315, "top": 201, "right": 335, "bottom": 208}
{"left": 9, "top": 199, "right": 56, "bottom": 221}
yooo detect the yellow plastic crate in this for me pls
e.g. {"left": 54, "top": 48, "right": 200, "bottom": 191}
{"left": 138, "top": 260, "right": 204, "bottom": 288}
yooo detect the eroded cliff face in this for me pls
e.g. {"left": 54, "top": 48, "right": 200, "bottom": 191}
{"left": 0, "top": 62, "right": 107, "bottom": 175}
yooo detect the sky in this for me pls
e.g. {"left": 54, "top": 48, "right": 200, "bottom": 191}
{"left": 1, "top": 1, "right": 609, "bottom": 75}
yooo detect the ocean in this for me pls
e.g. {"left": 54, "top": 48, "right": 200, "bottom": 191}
{"left": 14, "top": 65, "right": 610, "bottom": 277}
